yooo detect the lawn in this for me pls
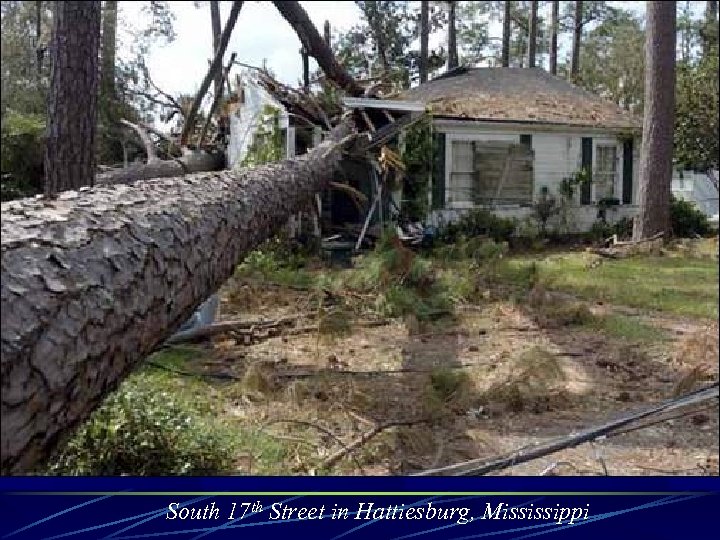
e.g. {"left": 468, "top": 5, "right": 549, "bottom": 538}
{"left": 503, "top": 250, "right": 718, "bottom": 319}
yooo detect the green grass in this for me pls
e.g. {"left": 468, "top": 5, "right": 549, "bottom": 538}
{"left": 510, "top": 253, "right": 718, "bottom": 319}
{"left": 588, "top": 314, "right": 668, "bottom": 342}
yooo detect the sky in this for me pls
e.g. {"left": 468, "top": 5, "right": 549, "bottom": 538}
{"left": 115, "top": 1, "right": 682, "bottom": 102}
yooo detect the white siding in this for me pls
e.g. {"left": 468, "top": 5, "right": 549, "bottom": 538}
{"left": 430, "top": 120, "right": 640, "bottom": 233}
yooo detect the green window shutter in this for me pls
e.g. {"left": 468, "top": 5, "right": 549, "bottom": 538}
{"left": 520, "top": 134, "right": 532, "bottom": 150}
{"left": 432, "top": 132, "right": 446, "bottom": 210}
{"left": 622, "top": 138, "right": 633, "bottom": 204}
{"left": 581, "top": 137, "right": 593, "bottom": 205}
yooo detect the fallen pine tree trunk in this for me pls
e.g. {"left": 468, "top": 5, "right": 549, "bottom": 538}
{"left": 96, "top": 150, "right": 226, "bottom": 185}
{"left": 0, "top": 121, "right": 356, "bottom": 474}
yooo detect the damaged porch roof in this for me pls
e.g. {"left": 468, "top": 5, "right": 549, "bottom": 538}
{"left": 400, "top": 67, "right": 642, "bottom": 130}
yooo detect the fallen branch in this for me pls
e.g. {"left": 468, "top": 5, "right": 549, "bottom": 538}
{"left": 162, "top": 313, "right": 306, "bottom": 345}
{"left": 264, "top": 418, "right": 365, "bottom": 473}
{"left": 413, "top": 383, "right": 719, "bottom": 476}
{"left": 197, "top": 52, "right": 237, "bottom": 148}
{"left": 180, "top": 1, "right": 244, "bottom": 145}
{"left": 320, "top": 418, "right": 429, "bottom": 470}
{"left": 120, "top": 119, "right": 159, "bottom": 163}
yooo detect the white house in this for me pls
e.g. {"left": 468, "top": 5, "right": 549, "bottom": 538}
{"left": 401, "top": 67, "right": 643, "bottom": 232}
{"left": 672, "top": 169, "right": 719, "bottom": 225}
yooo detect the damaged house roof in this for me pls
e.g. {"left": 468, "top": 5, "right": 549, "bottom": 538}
{"left": 400, "top": 67, "right": 642, "bottom": 130}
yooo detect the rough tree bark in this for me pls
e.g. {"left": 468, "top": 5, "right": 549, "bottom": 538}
{"left": 274, "top": 2, "right": 363, "bottom": 97}
{"left": 447, "top": 1, "right": 459, "bottom": 70}
{"left": 420, "top": 1, "right": 429, "bottom": 83}
{"left": 180, "top": 1, "right": 243, "bottom": 146}
{"left": 633, "top": 1, "right": 676, "bottom": 240}
{"left": 96, "top": 150, "right": 226, "bottom": 185}
{"left": 210, "top": 0, "right": 222, "bottom": 100}
{"left": 550, "top": 0, "right": 559, "bottom": 75}
{"left": 571, "top": 0, "right": 583, "bottom": 81}
{"left": 44, "top": 1, "right": 101, "bottom": 196}
{"left": 527, "top": 0, "right": 538, "bottom": 68}
{"left": 502, "top": 1, "right": 511, "bottom": 67}
{"left": 1, "top": 121, "right": 357, "bottom": 474}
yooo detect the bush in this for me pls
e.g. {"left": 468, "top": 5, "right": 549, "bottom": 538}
{"left": 47, "top": 372, "right": 237, "bottom": 475}
{"left": 1, "top": 111, "right": 45, "bottom": 201}
{"left": 671, "top": 196, "right": 711, "bottom": 238}
{"left": 437, "top": 209, "right": 516, "bottom": 243}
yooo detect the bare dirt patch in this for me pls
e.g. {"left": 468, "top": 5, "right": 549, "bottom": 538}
{"left": 183, "top": 272, "right": 719, "bottom": 476}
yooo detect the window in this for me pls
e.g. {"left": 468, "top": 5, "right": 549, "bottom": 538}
{"left": 595, "top": 145, "right": 617, "bottom": 201}
{"left": 449, "top": 141, "right": 476, "bottom": 206}
{"left": 449, "top": 139, "right": 533, "bottom": 207}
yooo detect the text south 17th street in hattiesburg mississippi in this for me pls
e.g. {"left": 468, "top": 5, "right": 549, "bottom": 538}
{"left": 165, "top": 500, "right": 591, "bottom": 526}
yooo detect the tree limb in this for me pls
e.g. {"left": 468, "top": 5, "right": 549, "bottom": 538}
{"left": 180, "top": 1, "right": 243, "bottom": 145}
{"left": 272, "top": 1, "right": 364, "bottom": 97}
{"left": 120, "top": 119, "right": 158, "bottom": 163}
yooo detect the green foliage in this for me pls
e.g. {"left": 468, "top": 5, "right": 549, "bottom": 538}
{"left": 579, "top": 9, "right": 645, "bottom": 113}
{"left": 670, "top": 196, "right": 711, "bottom": 238}
{"left": 674, "top": 53, "right": 719, "bottom": 173}
{"left": 428, "top": 368, "right": 470, "bottom": 403}
{"left": 437, "top": 208, "right": 516, "bottom": 243}
{"left": 241, "top": 106, "right": 285, "bottom": 167}
{"left": 47, "top": 349, "right": 237, "bottom": 475}
{"left": 1, "top": 110, "right": 45, "bottom": 200}
{"left": 532, "top": 186, "right": 559, "bottom": 235}
{"left": 237, "top": 236, "right": 315, "bottom": 288}
{"left": 399, "top": 114, "right": 432, "bottom": 220}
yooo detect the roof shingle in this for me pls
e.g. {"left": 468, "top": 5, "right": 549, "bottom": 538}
{"left": 400, "top": 67, "right": 642, "bottom": 129}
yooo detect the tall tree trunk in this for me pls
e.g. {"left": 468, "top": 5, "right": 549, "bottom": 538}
{"left": 44, "top": 1, "right": 101, "bottom": 196}
{"left": 1, "top": 122, "right": 358, "bottom": 474}
{"left": 550, "top": 0, "right": 559, "bottom": 74}
{"left": 35, "top": 1, "right": 43, "bottom": 74}
{"left": 419, "top": 0, "right": 429, "bottom": 83}
{"left": 210, "top": 0, "right": 222, "bottom": 99}
{"left": 571, "top": 0, "right": 583, "bottom": 81}
{"left": 502, "top": 1, "right": 511, "bottom": 67}
{"left": 447, "top": 1, "right": 458, "bottom": 70}
{"left": 527, "top": 0, "right": 538, "bottom": 68}
{"left": 100, "top": 0, "right": 117, "bottom": 101}
{"left": 324, "top": 20, "right": 331, "bottom": 47}
{"left": 181, "top": 1, "right": 242, "bottom": 146}
{"left": 633, "top": 1, "right": 676, "bottom": 240}
{"left": 274, "top": 2, "right": 364, "bottom": 96}
{"left": 701, "top": 0, "right": 719, "bottom": 57}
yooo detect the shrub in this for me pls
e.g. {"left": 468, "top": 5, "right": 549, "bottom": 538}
{"left": 437, "top": 209, "right": 516, "bottom": 243}
{"left": 671, "top": 196, "right": 711, "bottom": 238}
{"left": 47, "top": 372, "right": 237, "bottom": 475}
{"left": 1, "top": 111, "right": 45, "bottom": 201}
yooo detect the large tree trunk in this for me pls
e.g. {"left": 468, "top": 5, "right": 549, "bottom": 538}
{"left": 100, "top": 0, "right": 117, "bottom": 101}
{"left": 571, "top": 0, "right": 583, "bottom": 81}
{"left": 447, "top": 1, "right": 459, "bottom": 70}
{"left": 502, "top": 1, "right": 511, "bottom": 67}
{"left": 274, "top": 2, "right": 364, "bottom": 97}
{"left": 180, "top": 1, "right": 243, "bottom": 146}
{"left": 96, "top": 152, "right": 226, "bottom": 185}
{"left": 527, "top": 0, "right": 538, "bottom": 68}
{"left": 1, "top": 121, "right": 357, "bottom": 474}
{"left": 420, "top": 1, "right": 429, "bottom": 83}
{"left": 44, "top": 1, "right": 101, "bottom": 196}
{"left": 549, "top": 0, "right": 558, "bottom": 75}
{"left": 633, "top": 1, "right": 676, "bottom": 240}
{"left": 210, "top": 0, "right": 222, "bottom": 100}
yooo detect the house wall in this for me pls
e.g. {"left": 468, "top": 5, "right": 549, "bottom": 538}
{"left": 428, "top": 119, "right": 640, "bottom": 233}
{"left": 671, "top": 169, "right": 719, "bottom": 219}
{"left": 226, "top": 76, "right": 290, "bottom": 169}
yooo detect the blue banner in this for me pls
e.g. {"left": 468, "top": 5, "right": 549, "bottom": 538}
{"left": 1, "top": 476, "right": 718, "bottom": 539}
